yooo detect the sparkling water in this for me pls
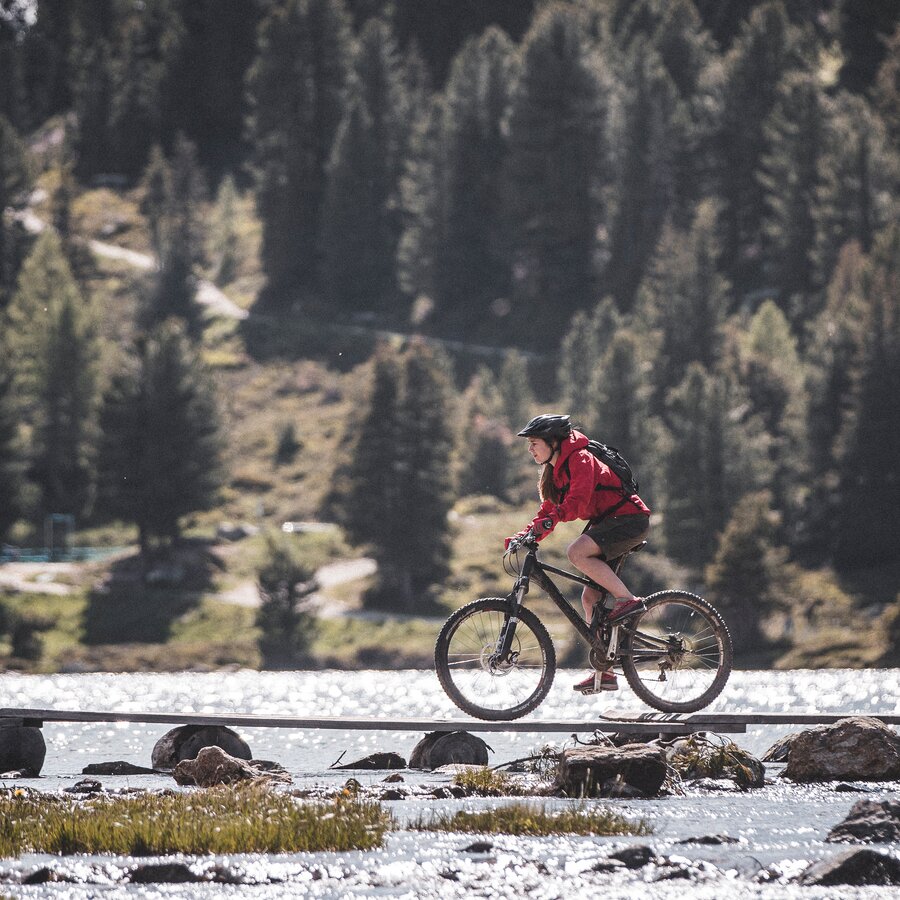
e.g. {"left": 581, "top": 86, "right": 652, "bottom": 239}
{"left": 1, "top": 668, "right": 898, "bottom": 898}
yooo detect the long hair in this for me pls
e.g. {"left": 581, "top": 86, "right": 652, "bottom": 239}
{"left": 539, "top": 460, "right": 560, "bottom": 504}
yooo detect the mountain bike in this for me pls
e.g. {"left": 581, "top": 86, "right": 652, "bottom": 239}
{"left": 434, "top": 532, "right": 732, "bottom": 721}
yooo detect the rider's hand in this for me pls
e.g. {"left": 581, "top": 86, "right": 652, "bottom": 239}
{"left": 504, "top": 536, "right": 518, "bottom": 551}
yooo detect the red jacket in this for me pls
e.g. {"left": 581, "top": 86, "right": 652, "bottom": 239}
{"left": 522, "top": 431, "right": 650, "bottom": 541}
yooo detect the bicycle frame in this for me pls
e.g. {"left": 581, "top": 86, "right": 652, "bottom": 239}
{"left": 497, "top": 546, "right": 618, "bottom": 658}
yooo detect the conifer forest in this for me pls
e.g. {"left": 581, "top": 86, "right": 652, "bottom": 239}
{"left": 0, "top": 0, "right": 898, "bottom": 668}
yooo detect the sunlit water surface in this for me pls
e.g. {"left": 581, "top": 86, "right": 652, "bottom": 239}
{"left": 1, "top": 668, "right": 899, "bottom": 898}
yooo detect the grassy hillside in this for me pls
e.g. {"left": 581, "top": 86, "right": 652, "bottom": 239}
{"left": 1, "top": 177, "right": 895, "bottom": 673}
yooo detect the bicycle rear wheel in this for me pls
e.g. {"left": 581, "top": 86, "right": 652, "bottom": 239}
{"left": 434, "top": 597, "right": 556, "bottom": 721}
{"left": 621, "top": 590, "right": 732, "bottom": 713}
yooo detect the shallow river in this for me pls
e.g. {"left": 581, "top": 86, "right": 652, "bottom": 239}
{"left": 1, "top": 668, "right": 899, "bottom": 898}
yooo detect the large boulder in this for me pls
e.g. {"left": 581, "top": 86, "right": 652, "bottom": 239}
{"left": 409, "top": 731, "right": 489, "bottom": 769}
{"left": 827, "top": 799, "right": 900, "bottom": 844}
{"left": 173, "top": 746, "right": 291, "bottom": 787}
{"left": 799, "top": 849, "right": 900, "bottom": 886}
{"left": 781, "top": 717, "right": 900, "bottom": 782}
{"left": 151, "top": 725, "right": 252, "bottom": 771}
{"left": 554, "top": 744, "right": 668, "bottom": 798}
{"left": 0, "top": 725, "right": 46, "bottom": 776}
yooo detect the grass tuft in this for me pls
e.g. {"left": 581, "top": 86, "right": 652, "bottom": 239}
{"left": 0, "top": 784, "right": 392, "bottom": 857}
{"left": 411, "top": 801, "right": 652, "bottom": 837}
{"left": 451, "top": 767, "right": 524, "bottom": 796}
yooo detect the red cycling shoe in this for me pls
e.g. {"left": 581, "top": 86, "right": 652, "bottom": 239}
{"left": 573, "top": 670, "right": 618, "bottom": 694}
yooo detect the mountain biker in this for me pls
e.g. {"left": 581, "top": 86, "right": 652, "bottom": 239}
{"left": 505, "top": 414, "right": 651, "bottom": 694}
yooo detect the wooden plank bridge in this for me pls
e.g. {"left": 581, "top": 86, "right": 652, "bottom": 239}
{"left": 3, "top": 707, "right": 899, "bottom": 736}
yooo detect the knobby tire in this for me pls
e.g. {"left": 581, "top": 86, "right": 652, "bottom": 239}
{"left": 434, "top": 597, "right": 556, "bottom": 721}
{"left": 621, "top": 590, "right": 732, "bottom": 713}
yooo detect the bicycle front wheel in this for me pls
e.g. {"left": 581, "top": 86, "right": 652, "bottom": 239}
{"left": 435, "top": 597, "right": 556, "bottom": 721}
{"left": 621, "top": 590, "right": 732, "bottom": 713}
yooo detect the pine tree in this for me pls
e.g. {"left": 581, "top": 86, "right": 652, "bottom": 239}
{"left": 396, "top": 97, "right": 444, "bottom": 308}
{"left": 457, "top": 367, "right": 514, "bottom": 500}
{"left": 30, "top": 288, "right": 100, "bottom": 520}
{"left": 7, "top": 231, "right": 99, "bottom": 520}
{"left": 802, "top": 241, "right": 868, "bottom": 559}
{"left": 504, "top": 4, "right": 610, "bottom": 347}
{"left": 635, "top": 201, "right": 730, "bottom": 415}
{"left": 255, "top": 532, "right": 317, "bottom": 669}
{"left": 209, "top": 175, "right": 240, "bottom": 287}
{"left": 70, "top": 38, "right": 115, "bottom": 181}
{"left": 248, "top": 0, "right": 352, "bottom": 305}
{"left": 736, "top": 300, "right": 808, "bottom": 532}
{"left": 873, "top": 26, "right": 900, "bottom": 149}
{"left": 705, "top": 491, "right": 783, "bottom": 652}
{"left": 432, "top": 27, "right": 515, "bottom": 336}
{"left": 758, "top": 72, "right": 825, "bottom": 314}
{"left": 713, "top": 2, "right": 794, "bottom": 294}
{"left": 5, "top": 231, "right": 84, "bottom": 406}
{"left": 557, "top": 298, "right": 622, "bottom": 425}
{"left": 321, "top": 17, "right": 408, "bottom": 316}
{"left": 814, "top": 91, "right": 899, "bottom": 289}
{"left": 0, "top": 344, "right": 24, "bottom": 539}
{"left": 836, "top": 0, "right": 900, "bottom": 93}
{"left": 97, "top": 320, "right": 224, "bottom": 557}
{"left": 388, "top": 342, "right": 456, "bottom": 608}
{"left": 0, "top": 116, "right": 29, "bottom": 306}
{"left": 140, "top": 146, "right": 169, "bottom": 259}
{"left": 141, "top": 135, "right": 207, "bottom": 334}
{"left": 107, "top": 15, "right": 163, "bottom": 178}
{"left": 833, "top": 225, "right": 900, "bottom": 569}
{"left": 661, "top": 362, "right": 767, "bottom": 567}
{"left": 605, "top": 37, "right": 685, "bottom": 310}
{"left": 496, "top": 350, "right": 534, "bottom": 433}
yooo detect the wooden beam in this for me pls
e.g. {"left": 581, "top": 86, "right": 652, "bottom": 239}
{"left": 0, "top": 707, "right": 730, "bottom": 734}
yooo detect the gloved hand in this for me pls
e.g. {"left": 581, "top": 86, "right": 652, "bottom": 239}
{"left": 504, "top": 529, "right": 533, "bottom": 551}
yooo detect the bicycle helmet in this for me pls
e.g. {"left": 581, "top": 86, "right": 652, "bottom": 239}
{"left": 517, "top": 414, "right": 572, "bottom": 442}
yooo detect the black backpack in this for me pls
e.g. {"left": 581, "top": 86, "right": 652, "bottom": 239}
{"left": 560, "top": 439, "right": 640, "bottom": 517}
{"left": 583, "top": 439, "right": 639, "bottom": 496}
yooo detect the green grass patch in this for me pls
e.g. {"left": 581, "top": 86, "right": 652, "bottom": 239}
{"left": 411, "top": 802, "right": 652, "bottom": 837}
{"left": 452, "top": 767, "right": 524, "bottom": 796}
{"left": 0, "top": 785, "right": 392, "bottom": 857}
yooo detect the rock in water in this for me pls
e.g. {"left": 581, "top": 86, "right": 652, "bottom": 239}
{"left": 151, "top": 725, "right": 251, "bottom": 770}
{"left": 554, "top": 744, "right": 668, "bottom": 797}
{"left": 799, "top": 849, "right": 900, "bottom": 886}
{"left": 173, "top": 746, "right": 289, "bottom": 787}
{"left": 781, "top": 717, "right": 900, "bottom": 782}
{"left": 0, "top": 726, "right": 46, "bottom": 776}
{"left": 826, "top": 799, "right": 900, "bottom": 844}
{"left": 409, "top": 732, "right": 489, "bottom": 769}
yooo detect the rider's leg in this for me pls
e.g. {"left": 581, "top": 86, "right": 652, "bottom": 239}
{"left": 580, "top": 584, "right": 602, "bottom": 622}
{"left": 568, "top": 535, "right": 634, "bottom": 608}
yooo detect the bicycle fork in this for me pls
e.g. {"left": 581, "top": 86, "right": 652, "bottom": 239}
{"left": 494, "top": 570, "right": 531, "bottom": 663}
